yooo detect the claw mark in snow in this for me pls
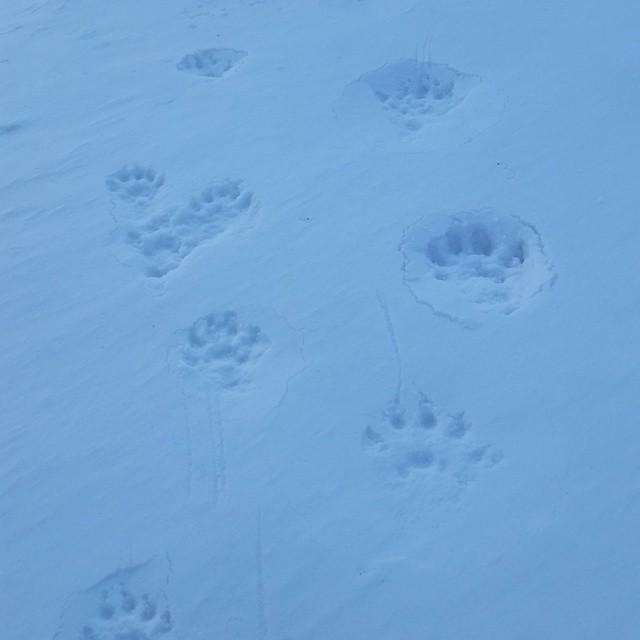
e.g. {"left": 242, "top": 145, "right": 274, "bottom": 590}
{"left": 206, "top": 388, "right": 226, "bottom": 500}
{"left": 256, "top": 508, "right": 268, "bottom": 640}
{"left": 377, "top": 293, "right": 403, "bottom": 404}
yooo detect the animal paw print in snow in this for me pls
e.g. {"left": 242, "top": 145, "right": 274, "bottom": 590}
{"left": 401, "top": 211, "right": 555, "bottom": 324}
{"left": 178, "top": 310, "right": 269, "bottom": 389}
{"left": 177, "top": 48, "right": 247, "bottom": 78}
{"left": 81, "top": 586, "right": 173, "bottom": 640}
{"left": 364, "top": 392, "right": 501, "bottom": 483}
{"left": 106, "top": 172, "right": 256, "bottom": 278}
{"left": 106, "top": 164, "right": 165, "bottom": 207}
{"left": 357, "top": 59, "right": 476, "bottom": 130}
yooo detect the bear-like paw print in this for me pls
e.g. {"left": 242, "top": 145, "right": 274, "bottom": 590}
{"left": 364, "top": 392, "right": 501, "bottom": 486}
{"left": 342, "top": 58, "right": 477, "bottom": 131}
{"left": 81, "top": 585, "right": 173, "bottom": 640}
{"left": 401, "top": 211, "right": 556, "bottom": 326}
{"left": 176, "top": 310, "right": 269, "bottom": 389}
{"left": 106, "top": 165, "right": 165, "bottom": 207}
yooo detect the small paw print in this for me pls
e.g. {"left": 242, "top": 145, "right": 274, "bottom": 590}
{"left": 82, "top": 585, "right": 174, "bottom": 639}
{"left": 106, "top": 164, "right": 165, "bottom": 207}
{"left": 364, "top": 392, "right": 501, "bottom": 485}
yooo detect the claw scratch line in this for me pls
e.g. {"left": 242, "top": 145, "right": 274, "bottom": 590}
{"left": 213, "top": 390, "right": 226, "bottom": 496}
{"left": 179, "top": 386, "right": 194, "bottom": 502}
{"left": 205, "top": 387, "right": 220, "bottom": 505}
{"left": 256, "top": 508, "right": 268, "bottom": 639}
{"left": 377, "top": 293, "right": 403, "bottom": 404}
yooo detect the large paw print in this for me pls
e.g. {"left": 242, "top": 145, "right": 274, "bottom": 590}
{"left": 401, "top": 211, "right": 555, "bottom": 325}
{"left": 106, "top": 165, "right": 165, "bottom": 207}
{"left": 176, "top": 310, "right": 269, "bottom": 389}
{"left": 344, "top": 59, "right": 476, "bottom": 131}
{"left": 81, "top": 585, "right": 173, "bottom": 640}
{"left": 177, "top": 48, "right": 247, "bottom": 78}
{"left": 364, "top": 393, "right": 500, "bottom": 485}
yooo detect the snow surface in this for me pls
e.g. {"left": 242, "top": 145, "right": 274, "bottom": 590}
{"left": 2, "top": 0, "right": 640, "bottom": 638}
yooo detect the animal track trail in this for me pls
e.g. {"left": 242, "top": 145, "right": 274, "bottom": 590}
{"left": 177, "top": 48, "right": 247, "bottom": 78}
{"left": 364, "top": 392, "right": 501, "bottom": 490}
{"left": 53, "top": 561, "right": 174, "bottom": 640}
{"left": 105, "top": 169, "right": 257, "bottom": 278}
{"left": 401, "top": 211, "right": 556, "bottom": 327}
{"left": 170, "top": 311, "right": 270, "bottom": 508}
{"left": 341, "top": 59, "right": 477, "bottom": 131}
{"left": 106, "top": 165, "right": 165, "bottom": 208}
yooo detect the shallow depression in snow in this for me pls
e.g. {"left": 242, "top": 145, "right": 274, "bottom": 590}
{"left": 340, "top": 58, "right": 478, "bottom": 131}
{"left": 177, "top": 48, "right": 247, "bottom": 78}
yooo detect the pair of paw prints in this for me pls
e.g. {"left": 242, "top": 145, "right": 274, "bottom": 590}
{"left": 81, "top": 585, "right": 173, "bottom": 640}
{"left": 401, "top": 211, "right": 556, "bottom": 326}
{"left": 364, "top": 392, "right": 501, "bottom": 485}
{"left": 173, "top": 310, "right": 269, "bottom": 390}
{"left": 105, "top": 166, "right": 257, "bottom": 278}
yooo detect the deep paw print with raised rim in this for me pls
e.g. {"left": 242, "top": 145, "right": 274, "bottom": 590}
{"left": 105, "top": 164, "right": 165, "bottom": 207}
{"left": 364, "top": 392, "right": 501, "bottom": 485}
{"left": 401, "top": 211, "right": 556, "bottom": 326}
{"left": 81, "top": 585, "right": 173, "bottom": 640}
{"left": 176, "top": 310, "right": 269, "bottom": 389}
{"left": 345, "top": 59, "right": 477, "bottom": 131}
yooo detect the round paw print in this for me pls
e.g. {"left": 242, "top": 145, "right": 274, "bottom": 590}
{"left": 178, "top": 310, "right": 269, "bottom": 389}
{"left": 83, "top": 586, "right": 173, "bottom": 640}
{"left": 106, "top": 164, "right": 165, "bottom": 207}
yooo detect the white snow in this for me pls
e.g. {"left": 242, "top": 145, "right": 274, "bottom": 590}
{"left": 2, "top": 0, "right": 640, "bottom": 638}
